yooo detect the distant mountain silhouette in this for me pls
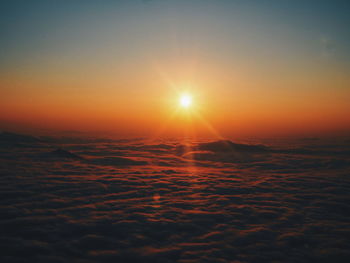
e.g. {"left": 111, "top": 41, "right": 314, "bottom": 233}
{"left": 175, "top": 140, "right": 270, "bottom": 157}
{"left": 197, "top": 140, "right": 269, "bottom": 153}
{"left": 0, "top": 131, "right": 45, "bottom": 148}
{"left": 49, "top": 148, "right": 83, "bottom": 160}
{"left": 91, "top": 156, "right": 148, "bottom": 166}
{"left": 42, "top": 136, "right": 115, "bottom": 144}
{"left": 0, "top": 131, "right": 43, "bottom": 143}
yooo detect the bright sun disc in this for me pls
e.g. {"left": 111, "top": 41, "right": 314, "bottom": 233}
{"left": 179, "top": 94, "right": 192, "bottom": 108}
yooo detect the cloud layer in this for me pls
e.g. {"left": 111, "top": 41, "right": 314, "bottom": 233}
{"left": 1, "top": 132, "right": 350, "bottom": 262}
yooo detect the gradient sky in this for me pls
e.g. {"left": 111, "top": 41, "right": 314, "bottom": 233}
{"left": 1, "top": 0, "right": 349, "bottom": 138}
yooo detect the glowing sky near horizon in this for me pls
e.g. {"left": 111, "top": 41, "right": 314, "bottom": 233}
{"left": 0, "top": 0, "right": 349, "bottom": 137}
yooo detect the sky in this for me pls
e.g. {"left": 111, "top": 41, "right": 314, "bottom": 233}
{"left": 0, "top": 0, "right": 349, "bottom": 138}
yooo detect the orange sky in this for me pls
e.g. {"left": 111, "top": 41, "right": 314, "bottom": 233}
{"left": 1, "top": 60, "right": 349, "bottom": 138}
{"left": 1, "top": 1, "right": 350, "bottom": 138}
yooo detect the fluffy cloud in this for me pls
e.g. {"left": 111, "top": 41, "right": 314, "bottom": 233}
{"left": 0, "top": 133, "right": 349, "bottom": 262}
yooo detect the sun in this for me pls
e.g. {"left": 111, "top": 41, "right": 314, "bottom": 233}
{"left": 179, "top": 93, "right": 192, "bottom": 108}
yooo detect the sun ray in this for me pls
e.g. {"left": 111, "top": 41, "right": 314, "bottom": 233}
{"left": 149, "top": 107, "right": 180, "bottom": 142}
{"left": 193, "top": 111, "right": 225, "bottom": 140}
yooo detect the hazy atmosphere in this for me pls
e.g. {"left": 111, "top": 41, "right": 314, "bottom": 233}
{"left": 1, "top": 1, "right": 350, "bottom": 263}
{"left": 1, "top": 0, "right": 349, "bottom": 137}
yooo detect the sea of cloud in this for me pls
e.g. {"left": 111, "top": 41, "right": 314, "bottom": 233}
{"left": 0, "top": 133, "right": 350, "bottom": 262}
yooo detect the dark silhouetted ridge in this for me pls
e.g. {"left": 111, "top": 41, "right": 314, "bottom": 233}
{"left": 91, "top": 156, "right": 147, "bottom": 166}
{"left": 197, "top": 140, "right": 269, "bottom": 153}
{"left": 0, "top": 131, "right": 43, "bottom": 144}
{"left": 50, "top": 148, "right": 83, "bottom": 160}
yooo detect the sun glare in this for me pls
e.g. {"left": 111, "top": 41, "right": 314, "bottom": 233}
{"left": 179, "top": 94, "right": 192, "bottom": 108}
